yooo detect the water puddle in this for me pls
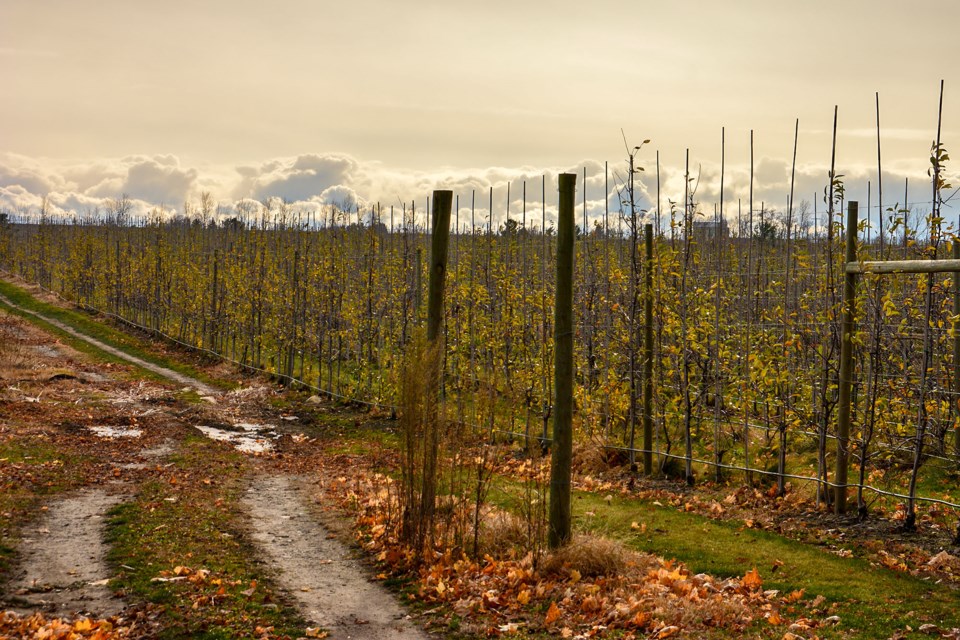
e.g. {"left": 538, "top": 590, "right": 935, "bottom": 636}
{"left": 193, "top": 423, "right": 278, "bottom": 453}
{"left": 88, "top": 425, "right": 143, "bottom": 438}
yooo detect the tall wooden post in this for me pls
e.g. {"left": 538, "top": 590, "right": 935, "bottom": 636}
{"left": 549, "top": 173, "right": 577, "bottom": 549}
{"left": 954, "top": 241, "right": 960, "bottom": 460}
{"left": 415, "top": 190, "right": 452, "bottom": 550}
{"left": 415, "top": 247, "right": 423, "bottom": 324}
{"left": 835, "top": 201, "right": 859, "bottom": 514}
{"left": 427, "top": 192, "right": 452, "bottom": 342}
{"left": 643, "top": 223, "right": 654, "bottom": 475}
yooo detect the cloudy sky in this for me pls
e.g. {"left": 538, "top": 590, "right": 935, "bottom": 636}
{"left": 2, "top": 0, "right": 959, "bottom": 231}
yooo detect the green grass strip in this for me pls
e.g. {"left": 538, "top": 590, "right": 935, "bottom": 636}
{"left": 0, "top": 279, "right": 228, "bottom": 391}
{"left": 106, "top": 436, "right": 306, "bottom": 639}
{"left": 576, "top": 491, "right": 959, "bottom": 638}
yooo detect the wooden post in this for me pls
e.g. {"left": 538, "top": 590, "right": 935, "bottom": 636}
{"left": 427, "top": 191, "right": 452, "bottom": 343}
{"left": 835, "top": 201, "right": 859, "bottom": 514}
{"left": 414, "top": 189, "right": 452, "bottom": 552}
{"left": 549, "top": 173, "right": 576, "bottom": 549}
{"left": 415, "top": 247, "right": 423, "bottom": 324}
{"left": 954, "top": 241, "right": 960, "bottom": 460}
{"left": 643, "top": 223, "right": 654, "bottom": 475}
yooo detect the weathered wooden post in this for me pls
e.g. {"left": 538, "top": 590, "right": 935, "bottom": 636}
{"left": 643, "top": 223, "right": 654, "bottom": 475}
{"left": 549, "top": 173, "right": 576, "bottom": 549}
{"left": 835, "top": 201, "right": 859, "bottom": 514}
{"left": 954, "top": 241, "right": 960, "bottom": 460}
{"left": 427, "top": 192, "right": 452, "bottom": 343}
{"left": 413, "top": 189, "right": 452, "bottom": 550}
{"left": 415, "top": 247, "right": 423, "bottom": 324}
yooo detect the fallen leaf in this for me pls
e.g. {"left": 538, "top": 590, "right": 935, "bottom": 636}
{"left": 545, "top": 601, "right": 562, "bottom": 626}
{"left": 73, "top": 618, "right": 94, "bottom": 632}
{"left": 742, "top": 568, "right": 763, "bottom": 590}
{"left": 241, "top": 579, "right": 258, "bottom": 597}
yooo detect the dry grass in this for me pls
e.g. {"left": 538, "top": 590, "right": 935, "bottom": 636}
{"left": 572, "top": 435, "right": 629, "bottom": 475}
{"left": 476, "top": 506, "right": 528, "bottom": 558}
{"left": 542, "top": 532, "right": 657, "bottom": 578}
{"left": 0, "top": 311, "right": 28, "bottom": 375}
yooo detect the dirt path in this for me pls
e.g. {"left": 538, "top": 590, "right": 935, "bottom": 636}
{"left": 244, "top": 475, "right": 427, "bottom": 640}
{"left": 0, "top": 290, "right": 220, "bottom": 397}
{"left": 6, "top": 489, "right": 125, "bottom": 617}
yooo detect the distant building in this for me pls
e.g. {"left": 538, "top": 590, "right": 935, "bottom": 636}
{"left": 692, "top": 218, "right": 729, "bottom": 239}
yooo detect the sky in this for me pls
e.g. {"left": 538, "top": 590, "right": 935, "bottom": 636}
{"left": 2, "top": 0, "right": 959, "bottom": 232}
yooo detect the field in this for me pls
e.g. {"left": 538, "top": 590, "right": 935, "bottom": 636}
{"left": 0, "top": 275, "right": 957, "bottom": 639}
{"left": 2, "top": 184, "right": 959, "bottom": 525}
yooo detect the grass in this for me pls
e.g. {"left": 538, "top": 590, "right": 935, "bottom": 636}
{"left": 575, "top": 490, "right": 959, "bottom": 638}
{"left": 105, "top": 435, "right": 307, "bottom": 639}
{"left": 0, "top": 437, "right": 86, "bottom": 574}
{"left": 0, "top": 279, "right": 229, "bottom": 391}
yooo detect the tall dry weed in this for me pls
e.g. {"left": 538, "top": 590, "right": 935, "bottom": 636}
{"left": 399, "top": 330, "right": 442, "bottom": 557}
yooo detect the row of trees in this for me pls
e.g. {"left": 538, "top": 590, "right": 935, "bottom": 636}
{"left": 1, "top": 167, "right": 958, "bottom": 529}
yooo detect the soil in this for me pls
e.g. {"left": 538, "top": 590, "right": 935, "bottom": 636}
{"left": 6, "top": 490, "right": 125, "bottom": 617}
{"left": 244, "top": 475, "right": 427, "bottom": 640}
{"left": 0, "top": 290, "right": 220, "bottom": 397}
{"left": 1, "top": 294, "right": 431, "bottom": 638}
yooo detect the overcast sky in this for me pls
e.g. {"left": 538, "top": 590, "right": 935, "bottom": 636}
{"left": 2, "top": 0, "right": 959, "bottom": 230}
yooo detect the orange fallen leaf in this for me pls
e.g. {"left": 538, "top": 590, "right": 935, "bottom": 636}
{"left": 545, "top": 601, "right": 562, "bottom": 626}
{"left": 742, "top": 567, "right": 763, "bottom": 590}
{"left": 73, "top": 618, "right": 94, "bottom": 632}
{"left": 630, "top": 610, "right": 652, "bottom": 628}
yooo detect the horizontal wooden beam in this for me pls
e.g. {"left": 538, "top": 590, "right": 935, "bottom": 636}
{"left": 846, "top": 258, "right": 960, "bottom": 275}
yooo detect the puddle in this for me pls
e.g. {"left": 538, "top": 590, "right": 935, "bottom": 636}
{"left": 88, "top": 425, "right": 143, "bottom": 438}
{"left": 32, "top": 344, "right": 62, "bottom": 358}
{"left": 194, "top": 423, "right": 277, "bottom": 453}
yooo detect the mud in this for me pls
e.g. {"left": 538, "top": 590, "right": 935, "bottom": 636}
{"left": 6, "top": 489, "right": 125, "bottom": 617}
{"left": 244, "top": 475, "right": 426, "bottom": 640}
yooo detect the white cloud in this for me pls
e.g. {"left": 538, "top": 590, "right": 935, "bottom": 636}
{"left": 1, "top": 151, "right": 953, "bottom": 238}
{"left": 234, "top": 153, "right": 361, "bottom": 202}
{"left": 83, "top": 155, "right": 199, "bottom": 206}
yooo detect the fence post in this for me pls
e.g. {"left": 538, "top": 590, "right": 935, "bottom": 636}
{"left": 835, "top": 201, "right": 859, "bottom": 514}
{"left": 427, "top": 192, "right": 452, "bottom": 342}
{"left": 954, "top": 241, "right": 960, "bottom": 460}
{"left": 549, "top": 173, "right": 577, "bottom": 549}
{"left": 643, "top": 223, "right": 654, "bottom": 475}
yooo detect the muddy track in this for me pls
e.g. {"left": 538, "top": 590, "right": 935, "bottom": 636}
{"left": 0, "top": 290, "right": 219, "bottom": 396}
{"left": 5, "top": 489, "right": 125, "bottom": 617}
{"left": 244, "top": 475, "right": 427, "bottom": 640}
